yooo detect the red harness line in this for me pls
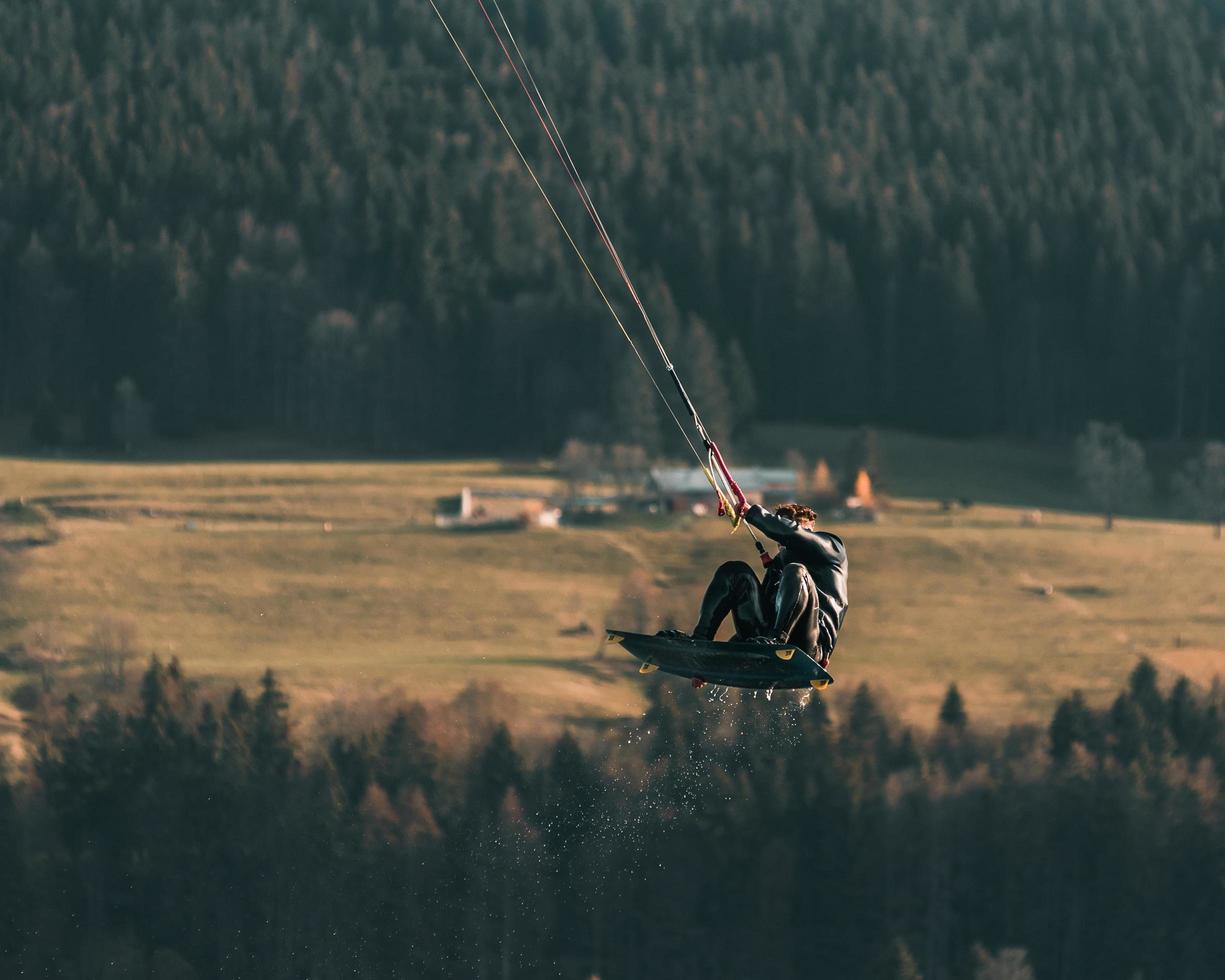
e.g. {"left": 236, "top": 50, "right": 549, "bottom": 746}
{"left": 707, "top": 441, "right": 771, "bottom": 567}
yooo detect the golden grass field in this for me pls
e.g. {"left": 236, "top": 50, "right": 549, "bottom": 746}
{"left": 2, "top": 432, "right": 1224, "bottom": 746}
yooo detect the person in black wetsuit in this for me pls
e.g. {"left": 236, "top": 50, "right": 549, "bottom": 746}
{"left": 665, "top": 502, "right": 848, "bottom": 668}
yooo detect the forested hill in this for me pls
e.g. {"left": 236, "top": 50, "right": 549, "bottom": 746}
{"left": 2, "top": 0, "right": 1225, "bottom": 454}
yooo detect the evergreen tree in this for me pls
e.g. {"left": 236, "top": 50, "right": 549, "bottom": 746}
{"left": 29, "top": 388, "right": 62, "bottom": 448}
{"left": 3, "top": 0, "right": 1225, "bottom": 449}
{"left": 683, "top": 316, "right": 733, "bottom": 443}
{"left": 843, "top": 682, "right": 890, "bottom": 764}
{"left": 1127, "top": 658, "right": 1164, "bottom": 724}
{"left": 938, "top": 684, "right": 968, "bottom": 731}
{"left": 646, "top": 695, "right": 682, "bottom": 764}
{"left": 1108, "top": 694, "right": 1145, "bottom": 765}
{"left": 222, "top": 686, "right": 253, "bottom": 769}
{"left": 376, "top": 704, "right": 437, "bottom": 798}
{"left": 467, "top": 723, "right": 524, "bottom": 817}
{"left": 1049, "top": 690, "right": 1099, "bottom": 763}
{"left": 609, "top": 348, "right": 662, "bottom": 454}
{"left": 543, "top": 731, "right": 600, "bottom": 854}
{"left": 0, "top": 765, "right": 26, "bottom": 962}
{"left": 1166, "top": 677, "right": 1207, "bottom": 758}
{"left": 251, "top": 669, "right": 292, "bottom": 779}
{"left": 8, "top": 653, "right": 1225, "bottom": 977}
{"left": 329, "top": 736, "right": 372, "bottom": 807}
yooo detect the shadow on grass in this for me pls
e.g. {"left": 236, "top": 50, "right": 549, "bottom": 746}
{"left": 0, "top": 536, "right": 58, "bottom": 553}
{"left": 490, "top": 655, "right": 632, "bottom": 685}
{"left": 1020, "top": 583, "right": 1111, "bottom": 598}
{"left": 1062, "top": 584, "right": 1110, "bottom": 598}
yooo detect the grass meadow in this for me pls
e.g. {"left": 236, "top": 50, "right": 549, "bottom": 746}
{"left": 2, "top": 428, "right": 1223, "bottom": 748}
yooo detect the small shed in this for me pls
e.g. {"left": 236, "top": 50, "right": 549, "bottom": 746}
{"left": 434, "top": 486, "right": 559, "bottom": 530}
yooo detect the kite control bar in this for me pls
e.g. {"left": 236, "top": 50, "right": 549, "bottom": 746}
{"left": 706, "top": 438, "right": 773, "bottom": 568}
{"left": 663, "top": 368, "right": 749, "bottom": 526}
{"left": 664, "top": 361, "right": 771, "bottom": 566}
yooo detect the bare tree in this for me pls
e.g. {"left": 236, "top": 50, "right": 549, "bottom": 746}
{"left": 608, "top": 444, "right": 649, "bottom": 497}
{"left": 784, "top": 450, "right": 808, "bottom": 495}
{"left": 811, "top": 458, "right": 838, "bottom": 504}
{"left": 1173, "top": 442, "right": 1225, "bottom": 539}
{"left": 844, "top": 426, "right": 882, "bottom": 495}
{"left": 21, "top": 622, "right": 68, "bottom": 692}
{"left": 110, "top": 376, "right": 152, "bottom": 452}
{"left": 1075, "top": 421, "right": 1151, "bottom": 530}
{"left": 88, "top": 616, "right": 139, "bottom": 691}
{"left": 556, "top": 439, "right": 605, "bottom": 503}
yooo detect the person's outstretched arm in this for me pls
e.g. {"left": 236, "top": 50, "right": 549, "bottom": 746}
{"left": 743, "top": 504, "right": 845, "bottom": 563}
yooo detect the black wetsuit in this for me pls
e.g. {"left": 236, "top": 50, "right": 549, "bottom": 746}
{"left": 692, "top": 505, "right": 849, "bottom": 663}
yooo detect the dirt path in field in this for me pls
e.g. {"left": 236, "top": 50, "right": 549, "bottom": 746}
{"left": 596, "top": 532, "right": 651, "bottom": 573}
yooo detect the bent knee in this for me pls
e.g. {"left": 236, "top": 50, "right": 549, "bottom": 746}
{"left": 715, "top": 560, "right": 756, "bottom": 579}
{"left": 779, "top": 562, "right": 814, "bottom": 585}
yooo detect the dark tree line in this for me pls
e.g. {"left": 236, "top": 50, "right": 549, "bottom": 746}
{"left": 2, "top": 656, "right": 1224, "bottom": 978}
{"left": 3, "top": 0, "right": 1225, "bottom": 453}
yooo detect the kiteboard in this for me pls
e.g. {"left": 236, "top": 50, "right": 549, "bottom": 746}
{"left": 606, "top": 630, "right": 834, "bottom": 690}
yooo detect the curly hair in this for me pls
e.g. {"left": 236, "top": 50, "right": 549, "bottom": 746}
{"left": 774, "top": 502, "right": 818, "bottom": 528}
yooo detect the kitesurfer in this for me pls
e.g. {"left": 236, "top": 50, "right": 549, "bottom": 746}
{"left": 663, "top": 503, "right": 848, "bottom": 669}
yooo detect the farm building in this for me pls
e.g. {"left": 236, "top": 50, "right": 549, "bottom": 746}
{"left": 649, "top": 467, "right": 800, "bottom": 515}
{"left": 434, "top": 486, "right": 560, "bottom": 530}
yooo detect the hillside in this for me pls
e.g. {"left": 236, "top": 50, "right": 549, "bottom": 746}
{"left": 3, "top": 431, "right": 1223, "bottom": 742}
{"left": 3, "top": 0, "right": 1225, "bottom": 452}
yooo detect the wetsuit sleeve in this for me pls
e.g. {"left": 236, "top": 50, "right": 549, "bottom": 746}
{"left": 744, "top": 504, "right": 845, "bottom": 564}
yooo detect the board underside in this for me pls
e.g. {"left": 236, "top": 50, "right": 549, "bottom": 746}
{"left": 606, "top": 630, "right": 835, "bottom": 690}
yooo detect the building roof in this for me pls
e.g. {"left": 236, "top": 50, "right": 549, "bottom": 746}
{"left": 649, "top": 467, "right": 798, "bottom": 495}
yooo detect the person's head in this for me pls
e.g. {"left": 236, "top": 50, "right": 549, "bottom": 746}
{"left": 774, "top": 502, "right": 818, "bottom": 529}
